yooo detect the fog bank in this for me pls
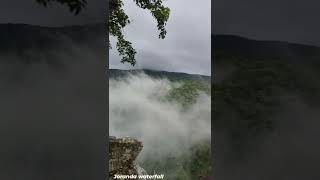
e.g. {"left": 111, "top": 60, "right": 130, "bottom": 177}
{"left": 109, "top": 74, "right": 211, "bottom": 161}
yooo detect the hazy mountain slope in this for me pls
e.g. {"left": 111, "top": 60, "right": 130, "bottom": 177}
{"left": 109, "top": 69, "right": 211, "bottom": 108}
{"left": 213, "top": 34, "right": 320, "bottom": 144}
{"left": 213, "top": 35, "right": 320, "bottom": 180}
{"left": 109, "top": 69, "right": 211, "bottom": 82}
{"left": 213, "top": 34, "right": 320, "bottom": 63}
{"left": 0, "top": 23, "right": 105, "bottom": 49}
{"left": 0, "top": 23, "right": 106, "bottom": 64}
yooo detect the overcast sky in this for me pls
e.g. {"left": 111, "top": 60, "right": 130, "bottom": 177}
{"left": 109, "top": 0, "right": 211, "bottom": 76}
{"left": 213, "top": 0, "right": 320, "bottom": 46}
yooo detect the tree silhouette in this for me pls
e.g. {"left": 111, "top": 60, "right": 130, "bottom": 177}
{"left": 36, "top": 0, "right": 170, "bottom": 66}
{"left": 36, "top": 0, "right": 87, "bottom": 15}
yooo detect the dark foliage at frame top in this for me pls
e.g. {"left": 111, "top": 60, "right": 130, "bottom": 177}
{"left": 36, "top": 0, "right": 170, "bottom": 66}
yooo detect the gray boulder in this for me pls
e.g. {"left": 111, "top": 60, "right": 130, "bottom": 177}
{"left": 109, "top": 136, "right": 147, "bottom": 180}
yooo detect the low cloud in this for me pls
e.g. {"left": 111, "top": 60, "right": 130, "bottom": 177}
{"left": 109, "top": 74, "right": 211, "bottom": 160}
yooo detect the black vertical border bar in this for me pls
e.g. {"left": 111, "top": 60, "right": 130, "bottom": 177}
{"left": 211, "top": 0, "right": 215, "bottom": 179}
{"left": 105, "top": 0, "right": 110, "bottom": 179}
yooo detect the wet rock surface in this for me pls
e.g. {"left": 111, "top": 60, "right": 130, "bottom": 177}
{"left": 109, "top": 136, "right": 146, "bottom": 180}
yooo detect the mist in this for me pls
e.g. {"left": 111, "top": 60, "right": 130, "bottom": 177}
{"left": 0, "top": 33, "right": 107, "bottom": 180}
{"left": 109, "top": 74, "right": 211, "bottom": 161}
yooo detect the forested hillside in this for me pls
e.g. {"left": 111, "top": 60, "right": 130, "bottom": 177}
{"left": 213, "top": 35, "right": 320, "bottom": 179}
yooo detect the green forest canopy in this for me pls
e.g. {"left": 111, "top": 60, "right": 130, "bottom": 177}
{"left": 36, "top": 0, "right": 170, "bottom": 66}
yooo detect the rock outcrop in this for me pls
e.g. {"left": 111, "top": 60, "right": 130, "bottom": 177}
{"left": 109, "top": 136, "right": 147, "bottom": 180}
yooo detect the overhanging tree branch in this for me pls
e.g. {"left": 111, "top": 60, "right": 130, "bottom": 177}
{"left": 36, "top": 0, "right": 170, "bottom": 66}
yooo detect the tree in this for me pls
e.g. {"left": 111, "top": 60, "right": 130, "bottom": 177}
{"left": 109, "top": 0, "right": 170, "bottom": 66}
{"left": 36, "top": 0, "right": 170, "bottom": 66}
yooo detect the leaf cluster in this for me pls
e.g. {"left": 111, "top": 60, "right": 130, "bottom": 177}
{"left": 36, "top": 0, "right": 87, "bottom": 15}
{"left": 109, "top": 0, "right": 170, "bottom": 65}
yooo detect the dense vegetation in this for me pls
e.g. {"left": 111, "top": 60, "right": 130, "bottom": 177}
{"left": 167, "top": 80, "right": 210, "bottom": 108}
{"left": 141, "top": 139, "right": 212, "bottom": 180}
{"left": 213, "top": 35, "right": 320, "bottom": 152}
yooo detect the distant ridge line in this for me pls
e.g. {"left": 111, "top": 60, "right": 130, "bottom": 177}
{"left": 109, "top": 69, "right": 211, "bottom": 82}
{"left": 213, "top": 34, "right": 320, "bottom": 49}
{"left": 212, "top": 34, "right": 320, "bottom": 62}
{"left": 109, "top": 68, "right": 211, "bottom": 77}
